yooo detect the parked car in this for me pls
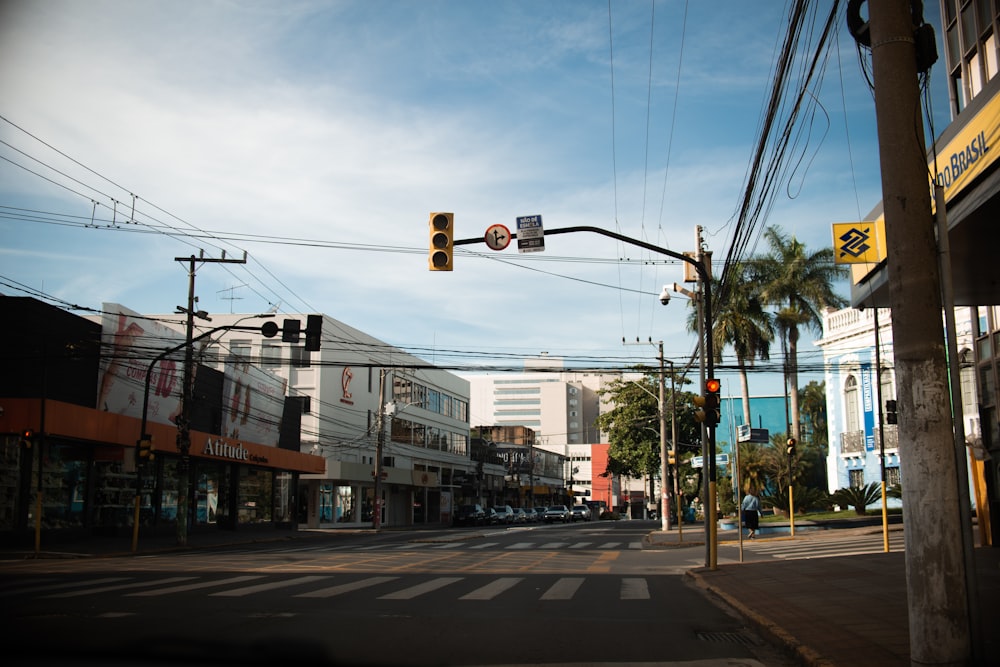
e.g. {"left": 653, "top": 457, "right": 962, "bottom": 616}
{"left": 533, "top": 506, "right": 549, "bottom": 519}
{"left": 484, "top": 507, "right": 499, "bottom": 525}
{"left": 522, "top": 508, "right": 537, "bottom": 523}
{"left": 454, "top": 503, "right": 487, "bottom": 526}
{"left": 512, "top": 508, "right": 528, "bottom": 523}
{"left": 493, "top": 505, "right": 515, "bottom": 524}
{"left": 543, "top": 505, "right": 571, "bottom": 523}
{"left": 570, "top": 505, "right": 592, "bottom": 521}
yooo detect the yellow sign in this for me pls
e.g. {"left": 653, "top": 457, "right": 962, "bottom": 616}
{"left": 832, "top": 221, "right": 882, "bottom": 264}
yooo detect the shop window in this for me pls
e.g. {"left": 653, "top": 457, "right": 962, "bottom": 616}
{"left": 273, "top": 472, "right": 294, "bottom": 523}
{"left": 194, "top": 462, "right": 231, "bottom": 526}
{"left": 32, "top": 443, "right": 88, "bottom": 529}
{"left": 159, "top": 459, "right": 179, "bottom": 524}
{"left": 0, "top": 439, "right": 23, "bottom": 530}
{"left": 239, "top": 467, "right": 272, "bottom": 524}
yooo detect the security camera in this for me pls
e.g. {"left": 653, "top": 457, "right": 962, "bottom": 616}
{"left": 658, "top": 285, "right": 671, "bottom": 305}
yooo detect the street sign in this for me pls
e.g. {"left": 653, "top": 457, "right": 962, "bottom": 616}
{"left": 484, "top": 224, "right": 511, "bottom": 251}
{"left": 516, "top": 215, "right": 544, "bottom": 253}
{"left": 691, "top": 454, "right": 729, "bottom": 469}
{"left": 737, "top": 425, "right": 770, "bottom": 443}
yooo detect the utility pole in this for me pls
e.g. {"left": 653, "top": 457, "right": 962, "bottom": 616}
{"left": 867, "top": 3, "right": 972, "bottom": 664}
{"left": 174, "top": 251, "right": 246, "bottom": 547}
{"left": 373, "top": 368, "right": 388, "bottom": 531}
{"left": 657, "top": 342, "right": 669, "bottom": 532}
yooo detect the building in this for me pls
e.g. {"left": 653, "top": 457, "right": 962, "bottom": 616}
{"left": 157, "top": 312, "right": 473, "bottom": 528}
{"left": 845, "top": 1, "right": 999, "bottom": 532}
{"left": 816, "top": 307, "right": 981, "bottom": 509}
{"left": 464, "top": 356, "right": 632, "bottom": 504}
{"left": 0, "top": 297, "right": 326, "bottom": 545}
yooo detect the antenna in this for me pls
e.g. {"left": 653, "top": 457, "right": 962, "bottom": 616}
{"left": 217, "top": 284, "right": 247, "bottom": 314}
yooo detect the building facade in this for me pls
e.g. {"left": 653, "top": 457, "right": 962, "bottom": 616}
{"left": 816, "top": 307, "right": 981, "bottom": 510}
{"left": 0, "top": 298, "right": 326, "bottom": 546}
{"left": 175, "top": 312, "right": 472, "bottom": 528}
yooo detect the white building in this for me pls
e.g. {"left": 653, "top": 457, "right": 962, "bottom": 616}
{"left": 464, "top": 355, "right": 640, "bottom": 506}
{"left": 156, "top": 312, "right": 471, "bottom": 528}
{"left": 815, "top": 306, "right": 978, "bottom": 503}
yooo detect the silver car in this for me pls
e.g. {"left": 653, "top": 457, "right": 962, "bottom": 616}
{"left": 543, "top": 505, "right": 571, "bottom": 523}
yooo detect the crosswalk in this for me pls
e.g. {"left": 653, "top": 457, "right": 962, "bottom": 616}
{"left": 736, "top": 531, "right": 906, "bottom": 561}
{"left": 2, "top": 573, "right": 658, "bottom": 604}
{"left": 220, "top": 539, "right": 645, "bottom": 555}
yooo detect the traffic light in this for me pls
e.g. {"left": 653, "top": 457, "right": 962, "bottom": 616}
{"left": 668, "top": 449, "right": 676, "bottom": 466}
{"left": 137, "top": 436, "right": 154, "bottom": 462}
{"left": 429, "top": 212, "right": 454, "bottom": 271}
{"left": 281, "top": 318, "right": 301, "bottom": 343}
{"left": 304, "top": 314, "right": 323, "bottom": 352}
{"left": 704, "top": 378, "right": 721, "bottom": 426}
{"left": 691, "top": 393, "right": 707, "bottom": 423}
{"left": 885, "top": 399, "right": 898, "bottom": 425}
{"left": 786, "top": 437, "right": 797, "bottom": 457}
{"left": 20, "top": 429, "right": 34, "bottom": 448}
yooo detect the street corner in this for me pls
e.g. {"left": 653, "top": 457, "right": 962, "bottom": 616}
{"left": 642, "top": 530, "right": 705, "bottom": 549}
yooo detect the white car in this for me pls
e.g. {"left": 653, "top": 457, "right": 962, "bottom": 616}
{"left": 570, "top": 505, "right": 592, "bottom": 521}
{"left": 543, "top": 505, "right": 571, "bottom": 523}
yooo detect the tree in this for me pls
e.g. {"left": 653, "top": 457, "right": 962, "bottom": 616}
{"left": 754, "top": 226, "right": 847, "bottom": 442}
{"left": 832, "top": 482, "right": 882, "bottom": 515}
{"left": 595, "top": 368, "right": 702, "bottom": 479}
{"left": 687, "top": 263, "right": 773, "bottom": 426}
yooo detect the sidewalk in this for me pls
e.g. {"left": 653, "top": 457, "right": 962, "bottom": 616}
{"left": 648, "top": 525, "right": 999, "bottom": 667}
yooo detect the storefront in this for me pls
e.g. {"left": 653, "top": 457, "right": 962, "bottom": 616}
{"left": 0, "top": 397, "right": 325, "bottom": 546}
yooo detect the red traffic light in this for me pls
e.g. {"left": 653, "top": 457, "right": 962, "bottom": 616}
{"left": 705, "top": 378, "right": 721, "bottom": 393}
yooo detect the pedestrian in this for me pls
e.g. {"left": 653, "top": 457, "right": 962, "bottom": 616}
{"left": 741, "top": 487, "right": 761, "bottom": 539}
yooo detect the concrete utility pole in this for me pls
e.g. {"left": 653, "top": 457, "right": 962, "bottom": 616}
{"left": 867, "top": 4, "right": 971, "bottom": 665}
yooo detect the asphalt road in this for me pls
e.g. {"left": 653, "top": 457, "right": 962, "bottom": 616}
{"left": 3, "top": 520, "right": 799, "bottom": 667}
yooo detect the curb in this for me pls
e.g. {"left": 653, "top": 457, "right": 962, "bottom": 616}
{"left": 685, "top": 568, "right": 835, "bottom": 667}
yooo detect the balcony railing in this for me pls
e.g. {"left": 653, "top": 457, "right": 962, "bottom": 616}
{"left": 840, "top": 426, "right": 898, "bottom": 454}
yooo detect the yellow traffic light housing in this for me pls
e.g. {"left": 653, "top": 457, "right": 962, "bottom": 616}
{"left": 138, "top": 436, "right": 155, "bottom": 462}
{"left": 786, "top": 437, "right": 797, "bottom": 457}
{"left": 692, "top": 394, "right": 707, "bottom": 423}
{"left": 429, "top": 212, "right": 454, "bottom": 271}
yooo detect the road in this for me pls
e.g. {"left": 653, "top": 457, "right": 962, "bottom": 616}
{"left": 2, "top": 519, "right": 807, "bottom": 667}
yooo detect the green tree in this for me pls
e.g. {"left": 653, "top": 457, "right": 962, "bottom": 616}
{"left": 687, "top": 262, "right": 773, "bottom": 426}
{"left": 595, "top": 368, "right": 702, "bottom": 479}
{"left": 754, "top": 226, "right": 847, "bottom": 442}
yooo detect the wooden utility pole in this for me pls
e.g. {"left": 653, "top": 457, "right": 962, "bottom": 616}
{"left": 867, "top": 3, "right": 971, "bottom": 664}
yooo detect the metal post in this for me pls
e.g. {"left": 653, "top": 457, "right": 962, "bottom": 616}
{"left": 658, "top": 343, "right": 669, "bottom": 532}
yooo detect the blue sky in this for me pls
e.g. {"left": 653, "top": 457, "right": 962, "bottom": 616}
{"left": 0, "top": 1, "right": 950, "bottom": 397}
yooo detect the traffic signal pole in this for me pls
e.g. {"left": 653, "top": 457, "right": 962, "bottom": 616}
{"left": 454, "top": 223, "right": 718, "bottom": 568}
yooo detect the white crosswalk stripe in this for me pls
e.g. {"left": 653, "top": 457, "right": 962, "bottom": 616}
{"left": 44, "top": 576, "right": 195, "bottom": 598}
{"left": 466, "top": 542, "right": 500, "bottom": 550}
{"left": 378, "top": 576, "right": 463, "bottom": 600}
{"left": 568, "top": 542, "right": 592, "bottom": 549}
{"left": 741, "top": 533, "right": 905, "bottom": 560}
{"left": 295, "top": 576, "right": 398, "bottom": 598}
{"left": 620, "top": 578, "right": 650, "bottom": 600}
{"left": 540, "top": 577, "right": 584, "bottom": 600}
{"left": 128, "top": 575, "right": 264, "bottom": 597}
{"left": 459, "top": 577, "right": 523, "bottom": 600}
{"left": 209, "top": 575, "right": 332, "bottom": 597}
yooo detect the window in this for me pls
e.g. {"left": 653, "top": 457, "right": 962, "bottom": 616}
{"left": 290, "top": 346, "right": 311, "bottom": 368}
{"left": 229, "top": 340, "right": 251, "bottom": 363}
{"left": 848, "top": 469, "right": 865, "bottom": 489}
{"left": 260, "top": 343, "right": 282, "bottom": 367}
{"left": 886, "top": 467, "right": 901, "bottom": 487}
{"left": 845, "top": 375, "right": 860, "bottom": 432}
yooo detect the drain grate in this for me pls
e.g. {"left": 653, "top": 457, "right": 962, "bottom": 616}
{"left": 696, "top": 630, "right": 762, "bottom": 646}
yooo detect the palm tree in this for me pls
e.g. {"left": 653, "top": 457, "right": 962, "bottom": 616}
{"left": 687, "top": 262, "right": 773, "bottom": 426}
{"left": 754, "top": 226, "right": 847, "bottom": 442}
